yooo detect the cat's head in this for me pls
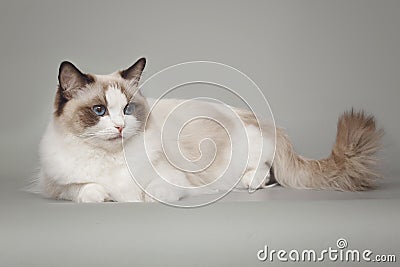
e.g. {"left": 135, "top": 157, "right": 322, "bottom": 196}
{"left": 54, "top": 58, "right": 149, "bottom": 150}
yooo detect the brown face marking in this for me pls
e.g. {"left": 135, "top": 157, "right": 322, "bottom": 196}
{"left": 119, "top": 83, "right": 149, "bottom": 129}
{"left": 55, "top": 69, "right": 95, "bottom": 117}
{"left": 77, "top": 106, "right": 101, "bottom": 128}
{"left": 131, "top": 94, "right": 149, "bottom": 129}
{"left": 54, "top": 86, "right": 68, "bottom": 117}
{"left": 75, "top": 94, "right": 109, "bottom": 129}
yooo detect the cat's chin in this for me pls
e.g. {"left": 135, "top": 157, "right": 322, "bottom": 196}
{"left": 80, "top": 136, "right": 124, "bottom": 153}
{"left": 106, "top": 135, "right": 123, "bottom": 141}
{"left": 83, "top": 134, "right": 137, "bottom": 153}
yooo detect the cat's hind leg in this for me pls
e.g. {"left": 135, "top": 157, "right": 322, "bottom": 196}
{"left": 241, "top": 163, "right": 271, "bottom": 192}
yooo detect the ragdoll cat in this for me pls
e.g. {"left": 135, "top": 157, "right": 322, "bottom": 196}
{"left": 38, "top": 58, "right": 383, "bottom": 203}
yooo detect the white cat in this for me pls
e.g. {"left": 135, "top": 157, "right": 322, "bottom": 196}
{"left": 38, "top": 58, "right": 383, "bottom": 203}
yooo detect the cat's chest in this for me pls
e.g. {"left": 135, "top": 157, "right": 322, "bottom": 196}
{"left": 62, "top": 145, "right": 128, "bottom": 182}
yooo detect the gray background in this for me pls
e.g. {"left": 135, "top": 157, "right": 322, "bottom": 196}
{"left": 0, "top": 0, "right": 399, "bottom": 266}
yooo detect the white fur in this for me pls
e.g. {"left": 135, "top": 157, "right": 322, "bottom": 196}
{"left": 39, "top": 89, "right": 275, "bottom": 202}
{"left": 105, "top": 84, "right": 127, "bottom": 128}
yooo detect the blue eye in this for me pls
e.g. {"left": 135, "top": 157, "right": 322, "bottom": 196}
{"left": 124, "top": 103, "right": 135, "bottom": 115}
{"left": 92, "top": 105, "right": 106, "bottom": 116}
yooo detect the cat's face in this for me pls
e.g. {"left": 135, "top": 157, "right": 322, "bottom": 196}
{"left": 54, "top": 58, "right": 149, "bottom": 150}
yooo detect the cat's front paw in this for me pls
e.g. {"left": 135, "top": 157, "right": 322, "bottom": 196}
{"left": 144, "top": 182, "right": 181, "bottom": 203}
{"left": 76, "top": 183, "right": 109, "bottom": 203}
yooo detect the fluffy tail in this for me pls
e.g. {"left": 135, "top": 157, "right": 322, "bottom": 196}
{"left": 272, "top": 110, "right": 384, "bottom": 191}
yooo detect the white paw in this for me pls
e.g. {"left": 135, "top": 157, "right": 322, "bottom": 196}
{"left": 144, "top": 183, "right": 181, "bottom": 203}
{"left": 242, "top": 170, "right": 269, "bottom": 192}
{"left": 76, "top": 183, "right": 109, "bottom": 203}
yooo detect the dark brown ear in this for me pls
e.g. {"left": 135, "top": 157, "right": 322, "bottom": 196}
{"left": 58, "top": 61, "right": 94, "bottom": 98}
{"left": 120, "top": 58, "right": 146, "bottom": 83}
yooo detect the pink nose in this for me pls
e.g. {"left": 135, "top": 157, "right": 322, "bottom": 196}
{"left": 115, "top": 126, "right": 123, "bottom": 133}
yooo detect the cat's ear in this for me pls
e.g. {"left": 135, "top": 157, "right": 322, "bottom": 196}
{"left": 58, "top": 61, "right": 94, "bottom": 98}
{"left": 120, "top": 57, "right": 146, "bottom": 84}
